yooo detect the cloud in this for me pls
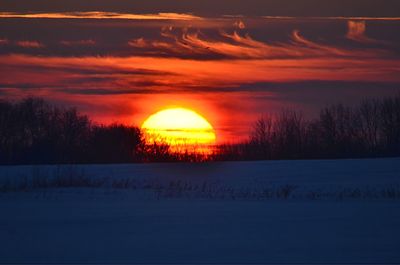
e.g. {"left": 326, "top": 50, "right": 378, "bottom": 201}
{"left": 1, "top": 15, "right": 395, "bottom": 59}
{"left": 0, "top": 82, "right": 44, "bottom": 89}
{"left": 0, "top": 12, "right": 202, "bottom": 21}
{"left": 2, "top": 54, "right": 399, "bottom": 96}
{"left": 127, "top": 28, "right": 387, "bottom": 59}
{"left": 231, "top": 80, "right": 400, "bottom": 93}
{"left": 262, "top": 16, "right": 400, "bottom": 21}
{"left": 128, "top": 38, "right": 148, "bottom": 48}
{"left": 1, "top": 12, "right": 399, "bottom": 22}
{"left": 346, "top": 20, "right": 386, "bottom": 44}
{"left": 290, "top": 30, "right": 350, "bottom": 56}
{"left": 0, "top": 38, "right": 9, "bottom": 45}
{"left": 15, "top": 41, "right": 44, "bottom": 48}
{"left": 347, "top": 21, "right": 367, "bottom": 42}
{"left": 233, "top": 20, "right": 246, "bottom": 29}
{"left": 62, "top": 88, "right": 152, "bottom": 95}
{"left": 1, "top": 53, "right": 399, "bottom": 139}
{"left": 2, "top": 0, "right": 400, "bottom": 18}
{"left": 60, "top": 39, "right": 96, "bottom": 46}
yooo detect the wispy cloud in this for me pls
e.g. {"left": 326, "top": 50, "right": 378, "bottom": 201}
{"left": 0, "top": 38, "right": 9, "bottom": 45}
{"left": 290, "top": 30, "right": 350, "bottom": 56}
{"left": 1, "top": 54, "right": 399, "bottom": 140}
{"left": 128, "top": 28, "right": 387, "bottom": 59}
{"left": 3, "top": 12, "right": 398, "bottom": 21}
{"left": 2, "top": 54, "right": 399, "bottom": 94}
{"left": 128, "top": 38, "right": 148, "bottom": 48}
{"left": 346, "top": 20, "right": 387, "bottom": 44}
{"left": 233, "top": 20, "right": 246, "bottom": 29}
{"left": 3, "top": 12, "right": 399, "bottom": 24}
{"left": 15, "top": 41, "right": 44, "bottom": 48}
{"left": 262, "top": 16, "right": 400, "bottom": 21}
{"left": 0, "top": 12, "right": 202, "bottom": 21}
{"left": 60, "top": 39, "right": 96, "bottom": 46}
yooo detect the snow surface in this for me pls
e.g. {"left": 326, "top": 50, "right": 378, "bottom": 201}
{"left": 1, "top": 158, "right": 400, "bottom": 263}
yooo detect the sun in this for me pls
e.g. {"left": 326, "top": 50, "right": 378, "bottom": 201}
{"left": 141, "top": 107, "right": 216, "bottom": 151}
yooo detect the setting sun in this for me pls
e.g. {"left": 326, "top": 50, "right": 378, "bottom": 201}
{"left": 141, "top": 108, "right": 216, "bottom": 151}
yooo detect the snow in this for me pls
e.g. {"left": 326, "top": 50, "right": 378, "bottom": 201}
{"left": 1, "top": 158, "right": 400, "bottom": 263}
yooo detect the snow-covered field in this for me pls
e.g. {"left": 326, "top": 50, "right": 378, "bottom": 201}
{"left": 1, "top": 158, "right": 400, "bottom": 263}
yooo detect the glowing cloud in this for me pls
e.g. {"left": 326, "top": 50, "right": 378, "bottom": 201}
{"left": 128, "top": 38, "right": 148, "bottom": 48}
{"left": 0, "top": 12, "right": 202, "bottom": 21}
{"left": 128, "top": 28, "right": 386, "bottom": 59}
{"left": 15, "top": 41, "right": 44, "bottom": 48}
{"left": 346, "top": 20, "right": 384, "bottom": 44}
{"left": 233, "top": 20, "right": 246, "bottom": 29}
{"left": 262, "top": 16, "right": 400, "bottom": 21}
{"left": 60, "top": 39, "right": 96, "bottom": 46}
{"left": 291, "top": 30, "right": 349, "bottom": 56}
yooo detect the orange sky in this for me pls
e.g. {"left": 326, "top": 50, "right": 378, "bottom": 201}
{"left": 0, "top": 14, "right": 400, "bottom": 143}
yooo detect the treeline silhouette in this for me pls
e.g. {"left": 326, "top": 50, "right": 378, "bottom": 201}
{"left": 0, "top": 95, "right": 399, "bottom": 165}
{"left": 216, "top": 94, "right": 400, "bottom": 161}
{"left": 0, "top": 98, "right": 210, "bottom": 164}
{"left": 0, "top": 98, "right": 143, "bottom": 164}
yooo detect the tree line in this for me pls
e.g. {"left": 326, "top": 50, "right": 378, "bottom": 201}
{"left": 0, "top": 98, "right": 143, "bottom": 164}
{"left": 215, "top": 94, "right": 400, "bottom": 161}
{"left": 0, "top": 95, "right": 399, "bottom": 164}
{"left": 0, "top": 98, "right": 212, "bottom": 164}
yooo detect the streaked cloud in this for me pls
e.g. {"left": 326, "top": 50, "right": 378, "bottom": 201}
{"left": 1, "top": 0, "right": 400, "bottom": 18}
{"left": 0, "top": 12, "right": 202, "bottom": 20}
{"left": 1, "top": 15, "right": 397, "bottom": 59}
{"left": 60, "top": 39, "right": 96, "bottom": 46}
{"left": 128, "top": 38, "right": 148, "bottom": 48}
{"left": 128, "top": 28, "right": 388, "bottom": 59}
{"left": 2, "top": 11, "right": 398, "bottom": 23}
{"left": 15, "top": 41, "right": 44, "bottom": 48}
{"left": 2, "top": 54, "right": 399, "bottom": 94}
{"left": 263, "top": 16, "right": 400, "bottom": 21}
{"left": 1, "top": 12, "right": 399, "bottom": 22}
{"left": 233, "top": 20, "right": 246, "bottom": 29}
{"left": 346, "top": 20, "right": 387, "bottom": 44}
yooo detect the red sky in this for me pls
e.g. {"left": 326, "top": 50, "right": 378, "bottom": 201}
{"left": 0, "top": 3, "right": 399, "bottom": 142}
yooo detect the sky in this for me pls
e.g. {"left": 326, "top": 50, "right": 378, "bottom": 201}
{"left": 1, "top": 0, "right": 400, "bottom": 17}
{"left": 0, "top": 1, "right": 400, "bottom": 142}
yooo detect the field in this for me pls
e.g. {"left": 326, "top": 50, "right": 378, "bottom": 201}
{"left": 1, "top": 158, "right": 400, "bottom": 263}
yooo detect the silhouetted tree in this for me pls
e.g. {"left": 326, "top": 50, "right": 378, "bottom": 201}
{"left": 358, "top": 99, "right": 381, "bottom": 153}
{"left": 1, "top": 94, "right": 400, "bottom": 164}
{"left": 216, "top": 93, "right": 400, "bottom": 161}
{"left": 380, "top": 96, "right": 400, "bottom": 154}
{"left": 0, "top": 98, "right": 141, "bottom": 164}
{"left": 249, "top": 115, "right": 274, "bottom": 159}
{"left": 273, "top": 110, "right": 306, "bottom": 159}
{"left": 88, "top": 124, "right": 142, "bottom": 163}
